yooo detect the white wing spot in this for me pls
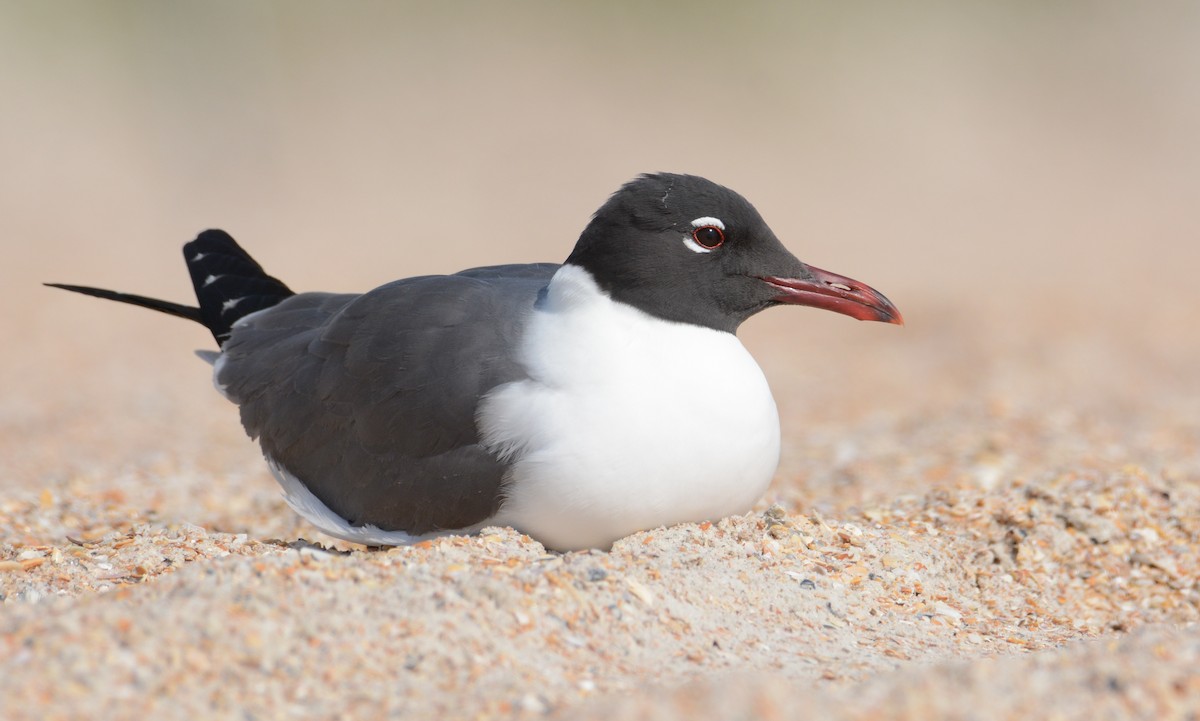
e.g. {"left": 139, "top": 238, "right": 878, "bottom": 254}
{"left": 221, "top": 297, "right": 243, "bottom": 313}
{"left": 190, "top": 252, "right": 207, "bottom": 262}
{"left": 203, "top": 274, "right": 222, "bottom": 287}
{"left": 690, "top": 216, "right": 725, "bottom": 230}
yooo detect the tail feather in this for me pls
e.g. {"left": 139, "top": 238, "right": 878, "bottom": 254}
{"left": 183, "top": 230, "right": 294, "bottom": 344}
{"left": 46, "top": 229, "right": 295, "bottom": 347}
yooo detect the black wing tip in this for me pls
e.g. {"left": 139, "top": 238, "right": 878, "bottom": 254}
{"left": 181, "top": 229, "right": 295, "bottom": 346}
{"left": 47, "top": 230, "right": 296, "bottom": 346}
{"left": 186, "top": 228, "right": 240, "bottom": 252}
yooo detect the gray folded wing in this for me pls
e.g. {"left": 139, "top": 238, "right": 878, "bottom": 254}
{"left": 216, "top": 263, "right": 559, "bottom": 534}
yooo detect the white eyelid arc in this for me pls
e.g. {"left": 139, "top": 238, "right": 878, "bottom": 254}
{"left": 690, "top": 216, "right": 725, "bottom": 230}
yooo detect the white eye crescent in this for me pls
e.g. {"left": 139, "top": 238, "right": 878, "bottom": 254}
{"left": 683, "top": 217, "right": 726, "bottom": 254}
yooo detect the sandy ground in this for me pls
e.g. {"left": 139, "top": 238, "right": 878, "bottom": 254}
{"left": 4, "top": 4, "right": 1200, "bottom": 720}
{"left": 3, "top": 292, "right": 1198, "bottom": 720}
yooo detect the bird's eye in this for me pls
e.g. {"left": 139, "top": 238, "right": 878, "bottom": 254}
{"left": 692, "top": 225, "right": 725, "bottom": 249}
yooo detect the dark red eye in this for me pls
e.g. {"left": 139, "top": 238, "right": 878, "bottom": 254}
{"left": 692, "top": 225, "right": 725, "bottom": 249}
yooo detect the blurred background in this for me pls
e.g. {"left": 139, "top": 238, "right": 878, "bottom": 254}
{"left": 2, "top": 2, "right": 1197, "bottom": 533}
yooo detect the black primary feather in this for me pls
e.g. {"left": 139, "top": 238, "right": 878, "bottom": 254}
{"left": 42, "top": 283, "right": 203, "bottom": 323}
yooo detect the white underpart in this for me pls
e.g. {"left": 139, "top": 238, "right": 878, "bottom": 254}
{"left": 478, "top": 263, "right": 780, "bottom": 551}
{"left": 683, "top": 215, "right": 726, "bottom": 254}
{"left": 266, "top": 457, "right": 487, "bottom": 546}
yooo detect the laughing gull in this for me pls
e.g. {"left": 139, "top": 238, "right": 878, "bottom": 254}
{"left": 48, "top": 173, "right": 901, "bottom": 551}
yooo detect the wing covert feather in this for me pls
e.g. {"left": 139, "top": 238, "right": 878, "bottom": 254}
{"left": 217, "top": 264, "right": 558, "bottom": 533}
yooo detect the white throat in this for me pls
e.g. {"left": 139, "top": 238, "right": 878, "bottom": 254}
{"left": 478, "top": 264, "right": 780, "bottom": 551}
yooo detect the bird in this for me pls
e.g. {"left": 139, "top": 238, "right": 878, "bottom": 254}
{"left": 47, "top": 173, "right": 901, "bottom": 551}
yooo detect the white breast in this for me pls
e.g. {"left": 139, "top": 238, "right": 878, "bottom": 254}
{"left": 478, "top": 264, "right": 780, "bottom": 551}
